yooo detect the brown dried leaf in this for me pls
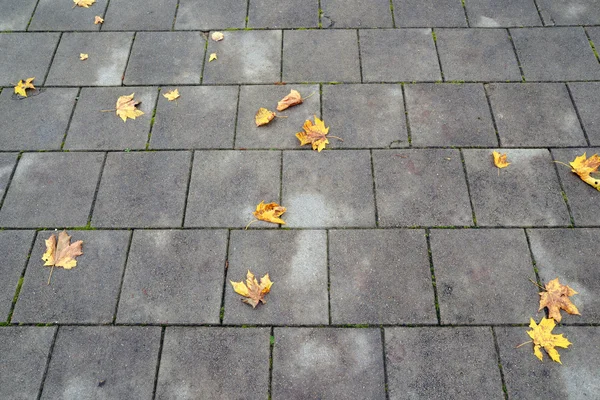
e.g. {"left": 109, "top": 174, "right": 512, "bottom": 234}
{"left": 538, "top": 278, "right": 580, "bottom": 323}
{"left": 94, "top": 16, "right": 104, "bottom": 24}
{"left": 296, "top": 115, "right": 330, "bottom": 152}
{"left": 277, "top": 89, "right": 303, "bottom": 111}
{"left": 42, "top": 230, "right": 83, "bottom": 270}
{"left": 211, "top": 32, "right": 224, "bottom": 41}
{"left": 230, "top": 270, "right": 273, "bottom": 308}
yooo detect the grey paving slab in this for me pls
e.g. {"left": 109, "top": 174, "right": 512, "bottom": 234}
{"left": 102, "top": 0, "right": 178, "bottom": 30}
{"left": 320, "top": 0, "right": 393, "bottom": 28}
{"left": 29, "top": 0, "right": 108, "bottom": 31}
{"left": 124, "top": 32, "right": 205, "bottom": 85}
{"left": 185, "top": 151, "right": 281, "bottom": 228}
{"left": 174, "top": 0, "right": 247, "bottom": 30}
{"left": 405, "top": 83, "right": 497, "bottom": 146}
{"left": 359, "top": 29, "right": 441, "bottom": 82}
{"left": 203, "top": 30, "right": 281, "bottom": 84}
{"left": 45, "top": 32, "right": 133, "bottom": 86}
{"left": 329, "top": 229, "right": 436, "bottom": 324}
{"left": 0, "top": 327, "right": 56, "bottom": 400}
{"left": 537, "top": 0, "right": 600, "bottom": 25}
{"left": 272, "top": 328, "right": 386, "bottom": 400}
{"left": 248, "top": 0, "right": 318, "bottom": 28}
{"left": 496, "top": 326, "right": 600, "bottom": 398}
{"left": 0, "top": 0, "right": 37, "bottom": 31}
{"left": 151, "top": 86, "right": 238, "bottom": 149}
{"left": 0, "top": 153, "right": 17, "bottom": 201}
{"left": 0, "top": 33, "right": 60, "bottom": 86}
{"left": 588, "top": 26, "right": 600, "bottom": 52}
{"left": 322, "top": 84, "right": 408, "bottom": 148}
{"left": 393, "top": 0, "right": 468, "bottom": 27}
{"left": 551, "top": 148, "right": 600, "bottom": 226}
{"left": 12, "top": 230, "right": 130, "bottom": 324}
{"left": 41, "top": 326, "right": 160, "bottom": 400}
{"left": 156, "top": 327, "right": 270, "bottom": 400}
{"left": 464, "top": 0, "right": 542, "bottom": 27}
{"left": 64, "top": 87, "right": 156, "bottom": 150}
{"left": 385, "top": 327, "right": 503, "bottom": 400}
{"left": 224, "top": 230, "right": 328, "bottom": 324}
{"left": 510, "top": 27, "right": 600, "bottom": 81}
{"left": 528, "top": 228, "right": 600, "bottom": 323}
{"left": 117, "top": 230, "right": 227, "bottom": 324}
{"left": 568, "top": 82, "right": 600, "bottom": 146}
{"left": 463, "top": 149, "right": 570, "bottom": 226}
{"left": 0, "top": 88, "right": 77, "bottom": 151}
{"left": 0, "top": 230, "right": 34, "bottom": 321}
{"left": 436, "top": 28, "right": 522, "bottom": 81}
{"left": 282, "top": 150, "right": 376, "bottom": 228}
{"left": 91, "top": 151, "right": 191, "bottom": 228}
{"left": 282, "top": 30, "right": 361, "bottom": 83}
{"left": 486, "top": 83, "right": 586, "bottom": 147}
{"left": 372, "top": 149, "right": 473, "bottom": 227}
{"left": 0, "top": 152, "right": 104, "bottom": 228}
{"left": 234, "top": 84, "right": 320, "bottom": 149}
{"left": 431, "top": 229, "right": 538, "bottom": 324}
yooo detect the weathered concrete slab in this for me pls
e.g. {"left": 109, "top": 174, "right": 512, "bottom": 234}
{"left": 0, "top": 153, "right": 17, "bottom": 201}
{"left": 102, "top": 0, "right": 178, "bottom": 30}
{"left": 0, "top": 230, "right": 34, "bottom": 321}
{"left": 29, "top": 0, "right": 107, "bottom": 31}
{"left": 320, "top": 0, "right": 393, "bottom": 28}
{"left": 465, "top": 0, "right": 542, "bottom": 27}
{"left": 537, "top": 0, "right": 600, "bottom": 25}
{"left": 568, "top": 82, "right": 600, "bottom": 146}
{"left": 0, "top": 0, "right": 38, "bottom": 31}
{"left": 174, "top": 0, "right": 247, "bottom": 30}
{"left": 248, "top": 0, "right": 318, "bottom": 28}
{"left": 393, "top": 0, "right": 467, "bottom": 27}
{"left": 0, "top": 33, "right": 60, "bottom": 86}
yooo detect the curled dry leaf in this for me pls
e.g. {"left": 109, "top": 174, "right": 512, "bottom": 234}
{"left": 42, "top": 230, "right": 83, "bottom": 270}
{"left": 163, "top": 89, "right": 180, "bottom": 101}
{"left": 73, "top": 0, "right": 95, "bottom": 8}
{"left": 115, "top": 93, "right": 144, "bottom": 122}
{"left": 14, "top": 77, "right": 35, "bottom": 97}
{"left": 230, "top": 270, "right": 273, "bottom": 308}
{"left": 80, "top": 53, "right": 89, "bottom": 61}
{"left": 209, "top": 53, "right": 217, "bottom": 62}
{"left": 569, "top": 153, "right": 600, "bottom": 191}
{"left": 277, "top": 89, "right": 303, "bottom": 111}
{"left": 296, "top": 116, "right": 334, "bottom": 152}
{"left": 253, "top": 201, "right": 286, "bottom": 225}
{"left": 94, "top": 16, "right": 104, "bottom": 24}
{"left": 492, "top": 151, "right": 510, "bottom": 169}
{"left": 538, "top": 278, "right": 580, "bottom": 323}
{"left": 255, "top": 107, "right": 276, "bottom": 127}
{"left": 526, "top": 317, "right": 571, "bottom": 364}
{"left": 211, "top": 31, "right": 224, "bottom": 41}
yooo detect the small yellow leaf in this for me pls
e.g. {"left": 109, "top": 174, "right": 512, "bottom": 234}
{"left": 230, "top": 270, "right": 273, "bottom": 308}
{"left": 211, "top": 32, "right": 224, "bottom": 41}
{"left": 538, "top": 278, "right": 580, "bottom": 323}
{"left": 253, "top": 201, "right": 286, "bottom": 225}
{"left": 42, "top": 230, "right": 83, "bottom": 270}
{"left": 296, "top": 115, "right": 331, "bottom": 152}
{"left": 526, "top": 317, "right": 572, "bottom": 364}
{"left": 115, "top": 93, "right": 144, "bottom": 122}
{"left": 80, "top": 53, "right": 89, "bottom": 61}
{"left": 209, "top": 53, "right": 217, "bottom": 62}
{"left": 255, "top": 108, "right": 276, "bottom": 127}
{"left": 14, "top": 77, "right": 35, "bottom": 97}
{"left": 163, "top": 89, "right": 180, "bottom": 101}
{"left": 277, "top": 89, "right": 303, "bottom": 111}
{"left": 569, "top": 153, "right": 600, "bottom": 191}
{"left": 492, "top": 151, "right": 510, "bottom": 169}
{"left": 94, "top": 16, "right": 104, "bottom": 24}
{"left": 73, "top": 0, "right": 95, "bottom": 8}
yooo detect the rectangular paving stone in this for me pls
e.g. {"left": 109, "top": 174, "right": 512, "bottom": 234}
{"left": 41, "top": 326, "right": 160, "bottom": 400}
{"left": 174, "top": 0, "right": 247, "bottom": 30}
{"left": 486, "top": 83, "right": 586, "bottom": 147}
{"left": 0, "top": 327, "right": 56, "bottom": 400}
{"left": 322, "top": 84, "right": 408, "bottom": 148}
{"left": 0, "top": 230, "right": 34, "bottom": 321}
{"left": 537, "top": 0, "right": 600, "bottom": 25}
{"left": 64, "top": 87, "right": 156, "bottom": 150}
{"left": 234, "top": 85, "right": 320, "bottom": 149}
{"left": 430, "top": 229, "right": 538, "bottom": 324}
{"left": 436, "top": 28, "right": 522, "bottom": 81}
{"left": 568, "top": 82, "right": 600, "bottom": 146}
{"left": 124, "top": 32, "right": 205, "bottom": 85}
{"left": 12, "top": 230, "right": 130, "bottom": 324}
{"left": 91, "top": 151, "right": 191, "bottom": 228}
{"left": 496, "top": 326, "right": 600, "bottom": 398}
{"left": 0, "top": 0, "right": 37, "bottom": 31}
{"left": 329, "top": 229, "right": 436, "bottom": 324}
{"left": 248, "top": 0, "right": 318, "bottom": 28}
{"left": 283, "top": 30, "right": 361, "bottom": 83}
{"left": 320, "top": 0, "right": 393, "bottom": 28}
{"left": 273, "top": 328, "right": 386, "bottom": 400}
{"left": 0, "top": 88, "right": 77, "bottom": 150}
{"left": 46, "top": 32, "right": 133, "bottom": 86}
{"left": 528, "top": 228, "right": 600, "bottom": 323}
{"left": 463, "top": 149, "right": 570, "bottom": 226}
{"left": 29, "top": 0, "right": 107, "bottom": 31}
{"left": 117, "top": 230, "right": 227, "bottom": 324}
{"left": 224, "top": 230, "right": 328, "bottom": 325}
{"left": 151, "top": 86, "right": 238, "bottom": 149}
{"left": 393, "top": 0, "right": 468, "bottom": 27}
{"left": 385, "top": 327, "right": 503, "bottom": 399}
{"left": 203, "top": 30, "right": 281, "bottom": 84}
{"left": 510, "top": 27, "right": 600, "bottom": 81}
{"left": 156, "top": 327, "right": 270, "bottom": 400}
{"left": 465, "top": 0, "right": 542, "bottom": 27}
{"left": 0, "top": 33, "right": 60, "bottom": 86}
{"left": 0, "top": 152, "right": 17, "bottom": 201}
{"left": 282, "top": 150, "right": 375, "bottom": 228}
{"left": 405, "top": 83, "right": 497, "bottom": 146}
{"left": 185, "top": 151, "right": 281, "bottom": 228}
{"left": 0, "top": 152, "right": 104, "bottom": 228}
{"left": 359, "top": 29, "right": 441, "bottom": 82}
{"left": 588, "top": 26, "right": 600, "bottom": 55}
{"left": 102, "top": 0, "right": 177, "bottom": 30}
{"left": 372, "top": 149, "right": 473, "bottom": 227}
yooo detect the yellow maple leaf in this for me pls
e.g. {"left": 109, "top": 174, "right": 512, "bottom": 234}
{"left": 80, "top": 53, "right": 89, "bottom": 61}
{"left": 277, "top": 89, "right": 303, "bottom": 111}
{"left": 94, "top": 16, "right": 104, "bottom": 24}
{"left": 73, "top": 0, "right": 95, "bottom": 8}
{"left": 255, "top": 107, "right": 276, "bottom": 127}
{"left": 163, "top": 89, "right": 180, "bottom": 101}
{"left": 230, "top": 270, "right": 273, "bottom": 308}
{"left": 296, "top": 115, "right": 335, "bottom": 152}
{"left": 115, "top": 93, "right": 144, "bottom": 122}
{"left": 14, "top": 77, "right": 35, "bottom": 97}
{"left": 42, "top": 230, "right": 83, "bottom": 270}
{"left": 569, "top": 153, "right": 600, "bottom": 191}
{"left": 250, "top": 201, "right": 286, "bottom": 226}
{"left": 209, "top": 53, "right": 217, "bottom": 62}
{"left": 526, "top": 317, "right": 572, "bottom": 364}
{"left": 211, "top": 32, "right": 224, "bottom": 41}
{"left": 538, "top": 278, "right": 580, "bottom": 323}
{"left": 492, "top": 151, "right": 510, "bottom": 169}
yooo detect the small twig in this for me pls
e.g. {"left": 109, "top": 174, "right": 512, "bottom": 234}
{"left": 553, "top": 160, "right": 572, "bottom": 169}
{"left": 529, "top": 278, "right": 545, "bottom": 291}
{"left": 245, "top": 219, "right": 258, "bottom": 230}
{"left": 47, "top": 266, "right": 54, "bottom": 285}
{"left": 515, "top": 340, "right": 533, "bottom": 348}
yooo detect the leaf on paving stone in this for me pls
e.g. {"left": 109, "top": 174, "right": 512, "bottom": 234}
{"left": 526, "top": 317, "right": 571, "bottom": 364}
{"left": 94, "top": 16, "right": 104, "bottom": 24}
{"left": 538, "top": 278, "right": 580, "bottom": 323}
{"left": 277, "top": 89, "right": 303, "bottom": 111}
{"left": 252, "top": 201, "right": 286, "bottom": 225}
{"left": 296, "top": 115, "right": 340, "bottom": 152}
{"left": 569, "top": 152, "right": 600, "bottom": 191}
{"left": 115, "top": 93, "right": 144, "bottom": 122}
{"left": 209, "top": 53, "right": 217, "bottom": 62}
{"left": 211, "top": 31, "right": 224, "bottom": 41}
{"left": 42, "top": 230, "right": 83, "bottom": 270}
{"left": 255, "top": 107, "right": 276, "bottom": 127}
{"left": 163, "top": 89, "right": 180, "bottom": 101}
{"left": 73, "top": 0, "right": 95, "bottom": 8}
{"left": 230, "top": 270, "right": 273, "bottom": 308}
{"left": 80, "top": 53, "right": 89, "bottom": 61}
{"left": 492, "top": 151, "right": 510, "bottom": 169}
{"left": 14, "top": 77, "right": 35, "bottom": 97}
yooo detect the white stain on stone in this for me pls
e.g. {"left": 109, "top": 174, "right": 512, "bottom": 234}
{"left": 561, "top": 112, "right": 579, "bottom": 132}
{"left": 478, "top": 16, "right": 500, "bottom": 27}
{"left": 95, "top": 47, "right": 130, "bottom": 85}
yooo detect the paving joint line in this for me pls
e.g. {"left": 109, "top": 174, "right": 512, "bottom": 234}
{"left": 41, "top": 31, "right": 62, "bottom": 86}
{"left": 326, "top": 230, "right": 332, "bottom": 325}
{"left": 171, "top": 0, "right": 181, "bottom": 31}
{"left": 369, "top": 149, "right": 380, "bottom": 227}
{"left": 99, "top": 0, "right": 112, "bottom": 32}
{"left": 381, "top": 327, "right": 391, "bottom": 400}
{"left": 198, "top": 33, "right": 208, "bottom": 84}
{"left": 111, "top": 229, "right": 134, "bottom": 324}
{"left": 425, "top": 228, "right": 441, "bottom": 325}
{"left": 458, "top": 149, "right": 478, "bottom": 226}
{"left": 231, "top": 85, "right": 242, "bottom": 148}
{"left": 59, "top": 87, "right": 82, "bottom": 150}
{"left": 388, "top": 0, "right": 396, "bottom": 28}
{"left": 35, "top": 325, "right": 59, "bottom": 400}
{"left": 121, "top": 31, "right": 137, "bottom": 86}
{"left": 523, "top": 229, "right": 543, "bottom": 286}
{"left": 431, "top": 28, "right": 445, "bottom": 82}
{"left": 564, "top": 82, "right": 592, "bottom": 146}
{"left": 145, "top": 87, "right": 161, "bottom": 149}
{"left": 400, "top": 83, "right": 412, "bottom": 147}
{"left": 268, "top": 326, "right": 275, "bottom": 400}
{"left": 356, "top": 29, "right": 364, "bottom": 83}
{"left": 0, "top": 151, "right": 22, "bottom": 213}
{"left": 150, "top": 326, "right": 166, "bottom": 400}
{"left": 179, "top": 150, "right": 195, "bottom": 226}
{"left": 279, "top": 30, "right": 284, "bottom": 81}
{"left": 491, "top": 327, "right": 510, "bottom": 400}
{"left": 483, "top": 83, "right": 502, "bottom": 147}
{"left": 218, "top": 229, "right": 231, "bottom": 325}
{"left": 548, "top": 150, "right": 576, "bottom": 226}
{"left": 506, "top": 28, "right": 526, "bottom": 82}
{"left": 85, "top": 152, "right": 108, "bottom": 226}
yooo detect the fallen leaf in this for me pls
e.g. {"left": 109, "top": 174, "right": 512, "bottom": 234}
{"left": 211, "top": 32, "right": 224, "bottom": 41}
{"left": 569, "top": 153, "right": 600, "bottom": 191}
{"left": 94, "top": 16, "right": 104, "bottom": 24}
{"left": 209, "top": 53, "right": 217, "bottom": 62}
{"left": 163, "top": 89, "right": 180, "bottom": 101}
{"left": 296, "top": 116, "right": 332, "bottom": 152}
{"left": 73, "top": 0, "right": 95, "bottom": 8}
{"left": 538, "top": 278, "right": 580, "bottom": 323}
{"left": 115, "top": 93, "right": 144, "bottom": 122}
{"left": 252, "top": 201, "right": 286, "bottom": 225}
{"left": 277, "top": 89, "right": 303, "bottom": 111}
{"left": 526, "top": 317, "right": 571, "bottom": 364}
{"left": 14, "top": 77, "right": 35, "bottom": 97}
{"left": 230, "top": 270, "right": 273, "bottom": 308}
{"left": 492, "top": 151, "right": 510, "bottom": 169}
{"left": 255, "top": 108, "right": 276, "bottom": 127}
{"left": 42, "top": 230, "right": 83, "bottom": 270}
{"left": 80, "top": 53, "right": 89, "bottom": 60}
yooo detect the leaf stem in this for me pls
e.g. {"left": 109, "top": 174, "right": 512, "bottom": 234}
{"left": 304, "top": 91, "right": 316, "bottom": 100}
{"left": 328, "top": 135, "right": 344, "bottom": 142}
{"left": 553, "top": 160, "right": 572, "bottom": 169}
{"left": 245, "top": 219, "right": 258, "bottom": 230}
{"left": 529, "top": 278, "right": 545, "bottom": 291}
{"left": 47, "top": 266, "right": 54, "bottom": 285}
{"left": 100, "top": 109, "right": 115, "bottom": 113}
{"left": 515, "top": 340, "right": 533, "bottom": 348}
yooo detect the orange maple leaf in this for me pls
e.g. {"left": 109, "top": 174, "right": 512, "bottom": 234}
{"left": 277, "top": 89, "right": 303, "bottom": 111}
{"left": 245, "top": 201, "right": 286, "bottom": 229}
{"left": 538, "top": 278, "right": 580, "bottom": 323}
{"left": 230, "top": 270, "right": 273, "bottom": 308}
{"left": 296, "top": 116, "right": 342, "bottom": 152}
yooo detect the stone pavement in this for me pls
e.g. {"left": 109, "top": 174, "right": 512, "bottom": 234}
{"left": 1, "top": 0, "right": 600, "bottom": 399}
